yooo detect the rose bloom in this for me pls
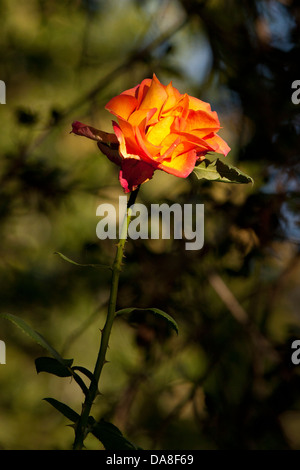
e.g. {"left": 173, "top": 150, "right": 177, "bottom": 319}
{"left": 72, "top": 74, "right": 230, "bottom": 193}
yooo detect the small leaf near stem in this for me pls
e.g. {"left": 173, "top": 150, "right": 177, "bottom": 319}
{"left": 72, "top": 187, "right": 140, "bottom": 450}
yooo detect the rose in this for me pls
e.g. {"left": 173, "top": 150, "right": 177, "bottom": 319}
{"left": 72, "top": 74, "right": 230, "bottom": 193}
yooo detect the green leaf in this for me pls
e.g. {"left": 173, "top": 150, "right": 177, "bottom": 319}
{"left": 72, "top": 366, "right": 96, "bottom": 383}
{"left": 0, "top": 312, "right": 66, "bottom": 365}
{"left": 71, "top": 372, "right": 89, "bottom": 396}
{"left": 193, "top": 158, "right": 253, "bottom": 184}
{"left": 71, "top": 366, "right": 97, "bottom": 396}
{"left": 54, "top": 252, "right": 111, "bottom": 270}
{"left": 35, "top": 357, "right": 73, "bottom": 377}
{"left": 43, "top": 400, "right": 141, "bottom": 450}
{"left": 88, "top": 417, "right": 138, "bottom": 450}
{"left": 43, "top": 398, "right": 79, "bottom": 423}
{"left": 116, "top": 307, "right": 179, "bottom": 335}
{"left": 36, "top": 358, "right": 89, "bottom": 395}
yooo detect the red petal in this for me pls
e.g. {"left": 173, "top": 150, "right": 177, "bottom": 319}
{"left": 71, "top": 121, "right": 118, "bottom": 145}
{"left": 119, "top": 159, "right": 156, "bottom": 193}
{"left": 97, "top": 142, "right": 122, "bottom": 167}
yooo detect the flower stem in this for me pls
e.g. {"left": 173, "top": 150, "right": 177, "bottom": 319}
{"left": 73, "top": 187, "right": 139, "bottom": 450}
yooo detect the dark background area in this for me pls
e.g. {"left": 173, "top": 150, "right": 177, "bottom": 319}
{"left": 0, "top": 0, "right": 299, "bottom": 450}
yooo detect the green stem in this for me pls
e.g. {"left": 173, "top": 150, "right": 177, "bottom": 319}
{"left": 73, "top": 187, "right": 139, "bottom": 450}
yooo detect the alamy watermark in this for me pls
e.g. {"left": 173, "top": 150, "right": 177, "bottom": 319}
{"left": 0, "top": 340, "right": 6, "bottom": 364}
{"left": 291, "top": 80, "right": 300, "bottom": 105}
{"left": 0, "top": 80, "right": 6, "bottom": 104}
{"left": 96, "top": 196, "right": 204, "bottom": 250}
{"left": 291, "top": 340, "right": 300, "bottom": 365}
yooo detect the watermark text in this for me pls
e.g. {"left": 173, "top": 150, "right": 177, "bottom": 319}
{"left": 0, "top": 80, "right": 6, "bottom": 104}
{"left": 96, "top": 197, "right": 204, "bottom": 250}
{"left": 0, "top": 340, "right": 6, "bottom": 364}
{"left": 291, "top": 80, "right": 300, "bottom": 105}
{"left": 291, "top": 339, "right": 300, "bottom": 365}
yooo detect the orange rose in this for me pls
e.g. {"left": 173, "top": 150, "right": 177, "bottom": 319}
{"left": 72, "top": 74, "right": 230, "bottom": 193}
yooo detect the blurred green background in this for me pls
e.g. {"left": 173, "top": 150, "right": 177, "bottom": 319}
{"left": 0, "top": 0, "right": 300, "bottom": 450}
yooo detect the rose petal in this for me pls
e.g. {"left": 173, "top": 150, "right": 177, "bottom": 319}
{"left": 171, "top": 130, "right": 216, "bottom": 150}
{"left": 185, "top": 109, "right": 220, "bottom": 131}
{"left": 71, "top": 121, "right": 118, "bottom": 146}
{"left": 97, "top": 142, "right": 122, "bottom": 167}
{"left": 146, "top": 115, "right": 175, "bottom": 146}
{"left": 105, "top": 94, "right": 137, "bottom": 121}
{"left": 188, "top": 96, "right": 212, "bottom": 113}
{"left": 120, "top": 84, "right": 139, "bottom": 98}
{"left": 135, "top": 126, "right": 161, "bottom": 162}
{"left": 113, "top": 121, "right": 141, "bottom": 160}
{"left": 165, "top": 81, "right": 181, "bottom": 103}
{"left": 119, "top": 159, "right": 156, "bottom": 193}
{"left": 138, "top": 74, "right": 167, "bottom": 122}
{"left": 128, "top": 108, "right": 157, "bottom": 127}
{"left": 136, "top": 78, "right": 152, "bottom": 106}
{"left": 158, "top": 147, "right": 198, "bottom": 178}
{"left": 204, "top": 133, "right": 231, "bottom": 156}
{"left": 162, "top": 93, "right": 189, "bottom": 121}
